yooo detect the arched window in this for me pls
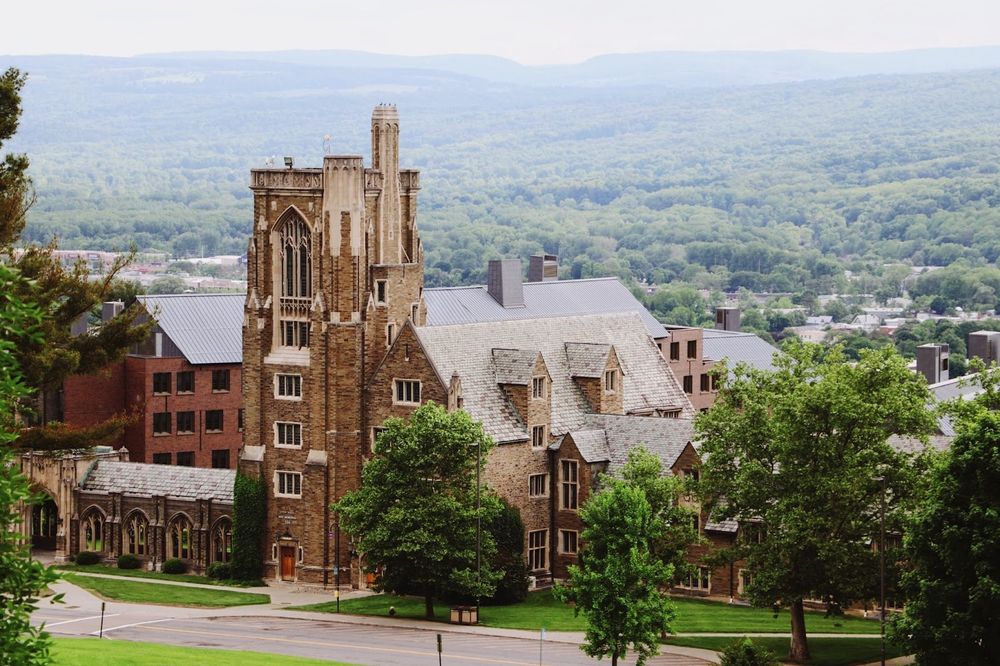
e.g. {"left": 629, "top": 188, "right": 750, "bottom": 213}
{"left": 80, "top": 508, "right": 105, "bottom": 553}
{"left": 168, "top": 514, "right": 193, "bottom": 560}
{"left": 280, "top": 212, "right": 311, "bottom": 299}
{"left": 212, "top": 518, "right": 232, "bottom": 564}
{"left": 124, "top": 511, "right": 148, "bottom": 556}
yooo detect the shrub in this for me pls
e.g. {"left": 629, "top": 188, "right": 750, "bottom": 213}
{"left": 75, "top": 551, "right": 101, "bottom": 565}
{"left": 206, "top": 562, "right": 231, "bottom": 580}
{"left": 116, "top": 554, "right": 141, "bottom": 570}
{"left": 720, "top": 638, "right": 780, "bottom": 666}
{"left": 162, "top": 558, "right": 187, "bottom": 574}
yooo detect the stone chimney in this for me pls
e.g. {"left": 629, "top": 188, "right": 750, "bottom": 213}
{"left": 102, "top": 301, "right": 124, "bottom": 322}
{"left": 527, "top": 254, "right": 559, "bottom": 282}
{"left": 968, "top": 330, "right": 1000, "bottom": 365}
{"left": 715, "top": 306, "right": 740, "bottom": 331}
{"left": 916, "top": 343, "right": 950, "bottom": 384}
{"left": 487, "top": 259, "right": 524, "bottom": 308}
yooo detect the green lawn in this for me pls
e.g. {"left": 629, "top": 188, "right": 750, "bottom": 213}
{"left": 53, "top": 637, "right": 358, "bottom": 665}
{"left": 58, "top": 564, "right": 259, "bottom": 587}
{"left": 64, "top": 574, "right": 270, "bottom": 608}
{"left": 667, "top": 636, "right": 905, "bottom": 666}
{"left": 292, "top": 590, "right": 880, "bottom": 634}
{"left": 58, "top": 564, "right": 258, "bottom": 587}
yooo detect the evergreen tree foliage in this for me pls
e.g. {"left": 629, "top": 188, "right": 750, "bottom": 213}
{"left": 557, "top": 481, "right": 674, "bottom": 666}
{"left": 231, "top": 470, "right": 266, "bottom": 582}
{"left": 696, "top": 342, "right": 936, "bottom": 663}
{"left": 0, "top": 263, "right": 61, "bottom": 666}
{"left": 334, "top": 402, "right": 501, "bottom": 618}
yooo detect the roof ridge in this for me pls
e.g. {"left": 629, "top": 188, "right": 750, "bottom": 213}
{"left": 422, "top": 311, "right": 644, "bottom": 331}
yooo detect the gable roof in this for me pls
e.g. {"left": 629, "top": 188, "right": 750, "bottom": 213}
{"left": 138, "top": 293, "right": 245, "bottom": 365}
{"left": 492, "top": 349, "right": 540, "bottom": 386}
{"left": 702, "top": 329, "right": 779, "bottom": 373}
{"left": 424, "top": 277, "right": 668, "bottom": 339}
{"left": 415, "top": 313, "right": 694, "bottom": 444}
{"left": 586, "top": 414, "right": 695, "bottom": 474}
{"left": 79, "top": 461, "right": 235, "bottom": 502}
{"left": 565, "top": 342, "right": 613, "bottom": 378}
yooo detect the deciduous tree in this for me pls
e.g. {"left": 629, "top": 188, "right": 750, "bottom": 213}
{"left": 696, "top": 343, "right": 935, "bottom": 663}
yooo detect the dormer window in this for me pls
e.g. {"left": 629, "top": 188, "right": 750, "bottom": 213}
{"left": 532, "top": 376, "right": 546, "bottom": 400}
{"left": 604, "top": 369, "right": 617, "bottom": 393}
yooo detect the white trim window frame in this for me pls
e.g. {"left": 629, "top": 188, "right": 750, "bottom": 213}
{"left": 560, "top": 458, "right": 579, "bottom": 511}
{"left": 393, "top": 379, "right": 421, "bottom": 406}
{"left": 274, "top": 421, "right": 303, "bottom": 449}
{"left": 274, "top": 373, "right": 303, "bottom": 400}
{"left": 274, "top": 471, "right": 302, "bottom": 498}
{"left": 531, "top": 424, "right": 547, "bottom": 449}
{"left": 604, "top": 369, "right": 617, "bottom": 393}
{"left": 558, "top": 529, "right": 579, "bottom": 555}
{"left": 531, "top": 376, "right": 546, "bottom": 400}
{"left": 528, "top": 529, "right": 548, "bottom": 572}
{"left": 528, "top": 473, "right": 548, "bottom": 498}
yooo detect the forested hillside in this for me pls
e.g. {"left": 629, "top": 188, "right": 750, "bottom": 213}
{"left": 4, "top": 52, "right": 1000, "bottom": 311}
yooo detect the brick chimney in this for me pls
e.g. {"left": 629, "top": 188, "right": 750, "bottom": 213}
{"left": 715, "top": 306, "right": 740, "bottom": 331}
{"left": 916, "top": 343, "right": 950, "bottom": 384}
{"left": 527, "top": 254, "right": 558, "bottom": 282}
{"left": 487, "top": 259, "right": 524, "bottom": 308}
{"left": 968, "top": 330, "right": 1000, "bottom": 365}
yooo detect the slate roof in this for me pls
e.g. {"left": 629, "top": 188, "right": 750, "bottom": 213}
{"left": 79, "top": 461, "right": 235, "bottom": 502}
{"left": 138, "top": 293, "right": 245, "bottom": 365}
{"left": 492, "top": 349, "right": 539, "bottom": 386}
{"left": 424, "top": 278, "right": 668, "bottom": 339}
{"left": 561, "top": 429, "right": 610, "bottom": 463}
{"left": 565, "top": 342, "right": 612, "bottom": 378}
{"left": 702, "top": 329, "right": 779, "bottom": 373}
{"left": 578, "top": 414, "right": 696, "bottom": 474}
{"left": 414, "top": 313, "right": 694, "bottom": 443}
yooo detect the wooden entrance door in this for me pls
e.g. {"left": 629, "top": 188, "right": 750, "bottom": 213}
{"left": 280, "top": 546, "right": 296, "bottom": 581}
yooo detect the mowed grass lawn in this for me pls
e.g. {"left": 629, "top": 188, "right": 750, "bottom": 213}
{"left": 667, "top": 636, "right": 904, "bottom": 666}
{"left": 64, "top": 574, "right": 270, "bottom": 608}
{"left": 58, "top": 564, "right": 257, "bottom": 587}
{"left": 53, "top": 637, "right": 358, "bottom": 665}
{"left": 293, "top": 589, "right": 880, "bottom": 634}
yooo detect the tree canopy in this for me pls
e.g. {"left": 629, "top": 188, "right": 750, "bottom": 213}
{"left": 695, "top": 343, "right": 936, "bottom": 662}
{"left": 333, "top": 402, "right": 500, "bottom": 618}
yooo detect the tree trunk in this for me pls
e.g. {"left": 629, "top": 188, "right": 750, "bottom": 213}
{"left": 789, "top": 598, "right": 810, "bottom": 663}
{"left": 611, "top": 651, "right": 618, "bottom": 666}
{"left": 424, "top": 593, "right": 435, "bottom": 619}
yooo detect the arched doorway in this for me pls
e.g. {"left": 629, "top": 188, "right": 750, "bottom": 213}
{"left": 31, "top": 495, "right": 58, "bottom": 551}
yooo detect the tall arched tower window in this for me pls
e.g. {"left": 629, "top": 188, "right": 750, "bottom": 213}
{"left": 277, "top": 209, "right": 311, "bottom": 348}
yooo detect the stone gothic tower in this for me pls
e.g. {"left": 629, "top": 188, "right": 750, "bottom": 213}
{"left": 240, "top": 105, "right": 424, "bottom": 585}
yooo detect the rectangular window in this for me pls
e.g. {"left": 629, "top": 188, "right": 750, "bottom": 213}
{"left": 687, "top": 340, "right": 697, "bottom": 359}
{"left": 275, "top": 422, "right": 302, "bottom": 448}
{"left": 700, "top": 373, "right": 710, "bottom": 392}
{"left": 393, "top": 379, "right": 421, "bottom": 405}
{"left": 211, "top": 449, "right": 230, "bottom": 469}
{"left": 212, "top": 369, "right": 230, "bottom": 392}
{"left": 604, "top": 369, "right": 617, "bottom": 392}
{"left": 281, "top": 320, "right": 309, "bottom": 348}
{"left": 683, "top": 375, "right": 693, "bottom": 394}
{"left": 276, "top": 471, "right": 302, "bottom": 498}
{"left": 375, "top": 280, "right": 387, "bottom": 305}
{"left": 275, "top": 374, "right": 302, "bottom": 399}
{"left": 176, "top": 451, "right": 194, "bottom": 467}
{"left": 683, "top": 467, "right": 701, "bottom": 482}
{"left": 205, "top": 410, "right": 224, "bottom": 432}
{"left": 176, "top": 371, "right": 194, "bottom": 393}
{"left": 669, "top": 341, "right": 680, "bottom": 361}
{"left": 371, "top": 426, "right": 388, "bottom": 452}
{"left": 532, "top": 376, "right": 546, "bottom": 400}
{"left": 152, "top": 452, "right": 171, "bottom": 465}
{"left": 238, "top": 408, "right": 245, "bottom": 432}
{"left": 738, "top": 569, "right": 754, "bottom": 596}
{"left": 691, "top": 512, "right": 701, "bottom": 533}
{"left": 561, "top": 459, "right": 579, "bottom": 510}
{"left": 559, "top": 529, "right": 579, "bottom": 554}
{"left": 153, "top": 412, "right": 171, "bottom": 435}
{"left": 680, "top": 566, "right": 712, "bottom": 591}
{"left": 411, "top": 303, "right": 418, "bottom": 321}
{"left": 152, "top": 372, "right": 171, "bottom": 395}
{"left": 711, "top": 374, "right": 719, "bottom": 392}
{"left": 528, "top": 530, "right": 548, "bottom": 571}
{"left": 531, "top": 425, "right": 546, "bottom": 449}
{"left": 386, "top": 323, "right": 395, "bottom": 347}
{"left": 176, "top": 411, "right": 195, "bottom": 434}
{"left": 528, "top": 473, "right": 548, "bottom": 498}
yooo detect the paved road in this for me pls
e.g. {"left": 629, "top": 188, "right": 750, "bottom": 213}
{"left": 36, "top": 582, "right": 715, "bottom": 666}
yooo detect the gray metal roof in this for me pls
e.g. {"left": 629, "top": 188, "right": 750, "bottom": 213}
{"left": 79, "top": 461, "right": 235, "bottom": 502}
{"left": 702, "top": 329, "right": 780, "bottom": 373}
{"left": 138, "top": 294, "right": 245, "bottom": 365}
{"left": 415, "top": 313, "right": 694, "bottom": 444}
{"left": 424, "top": 278, "right": 668, "bottom": 339}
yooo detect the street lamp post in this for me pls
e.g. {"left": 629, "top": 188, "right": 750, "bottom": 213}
{"left": 875, "top": 475, "right": 887, "bottom": 666}
{"left": 475, "top": 439, "right": 482, "bottom": 618}
{"left": 334, "top": 514, "right": 341, "bottom": 613}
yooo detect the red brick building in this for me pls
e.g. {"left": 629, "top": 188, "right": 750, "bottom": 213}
{"left": 62, "top": 293, "right": 244, "bottom": 469}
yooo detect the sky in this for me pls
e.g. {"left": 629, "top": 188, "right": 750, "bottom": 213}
{"left": 6, "top": 0, "right": 1000, "bottom": 64}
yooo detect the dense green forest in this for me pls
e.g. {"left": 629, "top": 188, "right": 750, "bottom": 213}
{"left": 4, "top": 53, "right": 1000, "bottom": 315}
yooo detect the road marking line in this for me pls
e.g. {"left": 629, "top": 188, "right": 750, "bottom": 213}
{"left": 45, "top": 613, "right": 120, "bottom": 627}
{"left": 138, "top": 625, "right": 536, "bottom": 665}
{"left": 91, "top": 618, "right": 172, "bottom": 636}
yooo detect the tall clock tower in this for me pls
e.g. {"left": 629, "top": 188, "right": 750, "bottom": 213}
{"left": 240, "top": 105, "right": 424, "bottom": 584}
